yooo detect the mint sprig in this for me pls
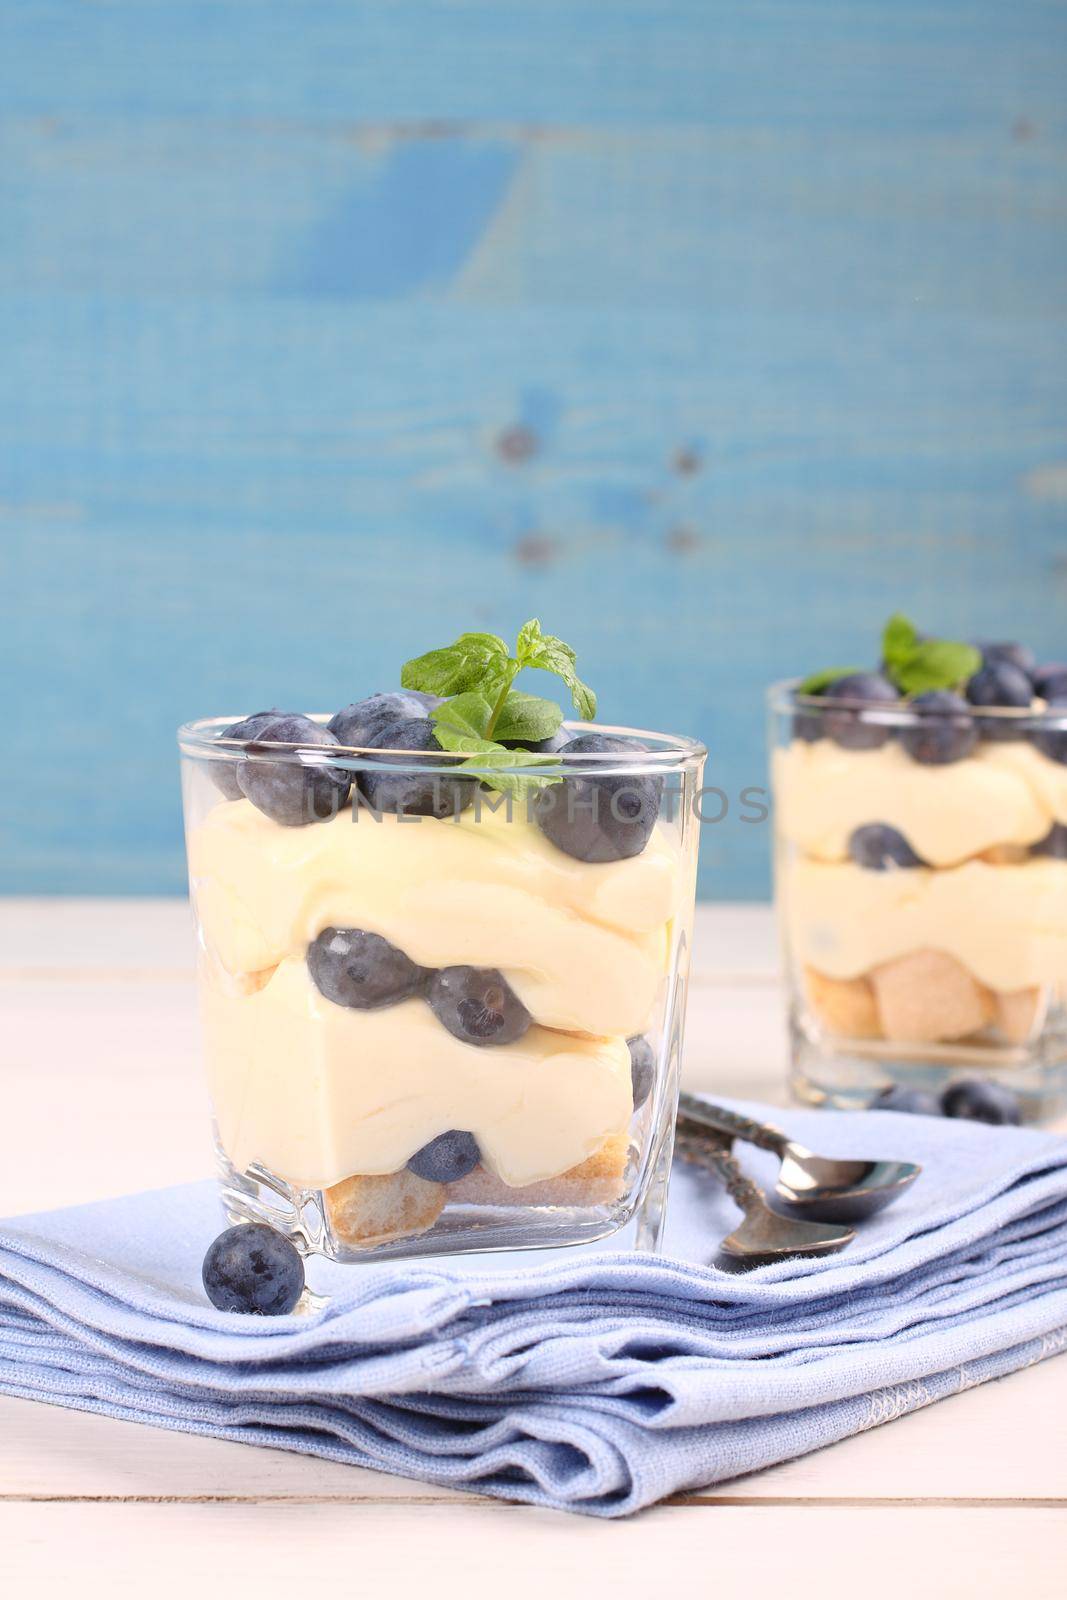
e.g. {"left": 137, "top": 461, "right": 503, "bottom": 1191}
{"left": 401, "top": 619, "right": 596, "bottom": 794}
{"left": 881, "top": 613, "right": 981, "bottom": 695}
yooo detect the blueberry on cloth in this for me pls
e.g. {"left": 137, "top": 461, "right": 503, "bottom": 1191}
{"left": 848, "top": 824, "right": 927, "bottom": 871}
{"left": 236, "top": 714, "right": 352, "bottom": 825}
{"left": 899, "top": 691, "right": 978, "bottom": 766}
{"left": 307, "top": 927, "right": 426, "bottom": 1010}
{"left": 428, "top": 966, "right": 532, "bottom": 1046}
{"left": 329, "top": 691, "right": 441, "bottom": 747}
{"left": 407, "top": 1130, "right": 481, "bottom": 1183}
{"left": 202, "top": 1223, "right": 305, "bottom": 1315}
{"left": 627, "top": 1035, "right": 655, "bottom": 1110}
{"left": 870, "top": 1085, "right": 943, "bottom": 1117}
{"left": 533, "top": 733, "right": 661, "bottom": 862}
{"left": 210, "top": 709, "right": 286, "bottom": 801}
{"left": 822, "top": 673, "right": 898, "bottom": 752}
{"left": 358, "top": 717, "right": 474, "bottom": 817}
{"left": 941, "top": 1079, "right": 1021, "bottom": 1126}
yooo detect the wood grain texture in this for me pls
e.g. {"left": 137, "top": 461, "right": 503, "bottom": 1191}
{"left": 2, "top": 2, "right": 1066, "bottom": 899}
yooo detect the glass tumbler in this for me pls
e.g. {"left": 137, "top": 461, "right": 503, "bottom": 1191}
{"left": 769, "top": 682, "right": 1067, "bottom": 1121}
{"left": 179, "top": 717, "right": 705, "bottom": 1261}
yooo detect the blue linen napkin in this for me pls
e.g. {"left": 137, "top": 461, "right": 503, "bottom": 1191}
{"left": 2, "top": 1102, "right": 1067, "bottom": 1516}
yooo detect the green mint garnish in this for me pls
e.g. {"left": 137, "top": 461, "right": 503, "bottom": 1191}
{"left": 880, "top": 613, "right": 980, "bottom": 695}
{"left": 795, "top": 665, "right": 864, "bottom": 696}
{"left": 401, "top": 619, "right": 596, "bottom": 793}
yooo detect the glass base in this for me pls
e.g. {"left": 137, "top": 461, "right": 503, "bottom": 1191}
{"left": 789, "top": 1013, "right": 1067, "bottom": 1123}
{"left": 213, "top": 1127, "right": 674, "bottom": 1264}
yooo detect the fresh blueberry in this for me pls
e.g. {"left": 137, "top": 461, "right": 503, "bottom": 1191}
{"left": 211, "top": 709, "right": 286, "bottom": 801}
{"left": 791, "top": 689, "right": 826, "bottom": 744}
{"left": 498, "top": 726, "right": 571, "bottom": 754}
{"left": 870, "top": 1085, "right": 943, "bottom": 1116}
{"left": 1033, "top": 663, "right": 1067, "bottom": 700}
{"left": 941, "top": 1079, "right": 1021, "bottom": 1126}
{"left": 407, "top": 1130, "right": 481, "bottom": 1183}
{"left": 428, "top": 966, "right": 531, "bottom": 1046}
{"left": 307, "top": 927, "right": 426, "bottom": 1010}
{"left": 628, "top": 1035, "right": 655, "bottom": 1110}
{"left": 973, "top": 640, "right": 1037, "bottom": 681}
{"left": 1032, "top": 822, "right": 1067, "bottom": 860}
{"left": 848, "top": 824, "right": 927, "bottom": 871}
{"left": 329, "top": 691, "right": 441, "bottom": 747}
{"left": 358, "top": 717, "right": 474, "bottom": 817}
{"left": 202, "top": 1223, "right": 305, "bottom": 1315}
{"left": 533, "top": 734, "right": 662, "bottom": 862}
{"left": 822, "top": 673, "right": 899, "bottom": 751}
{"left": 899, "top": 690, "right": 978, "bottom": 765}
{"left": 965, "top": 660, "right": 1032, "bottom": 742}
{"left": 236, "top": 714, "right": 352, "bottom": 825}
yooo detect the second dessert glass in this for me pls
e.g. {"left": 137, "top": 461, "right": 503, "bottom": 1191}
{"left": 179, "top": 718, "right": 705, "bottom": 1261}
{"left": 770, "top": 684, "right": 1067, "bottom": 1120}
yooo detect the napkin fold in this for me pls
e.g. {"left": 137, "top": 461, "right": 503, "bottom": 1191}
{"left": 3, "top": 1102, "right": 1066, "bottom": 1516}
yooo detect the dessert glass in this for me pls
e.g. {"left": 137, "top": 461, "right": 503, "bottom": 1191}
{"left": 179, "top": 717, "right": 705, "bottom": 1261}
{"left": 769, "top": 683, "right": 1067, "bottom": 1120}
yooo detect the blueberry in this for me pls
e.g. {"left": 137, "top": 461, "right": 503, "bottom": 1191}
{"left": 899, "top": 690, "right": 978, "bottom": 766}
{"left": 428, "top": 966, "right": 532, "bottom": 1046}
{"left": 202, "top": 1223, "right": 305, "bottom": 1315}
{"left": 870, "top": 1085, "right": 943, "bottom": 1116}
{"left": 533, "top": 734, "right": 662, "bottom": 862}
{"left": 848, "top": 823, "right": 927, "bottom": 871}
{"left": 307, "top": 927, "right": 426, "bottom": 1010}
{"left": 358, "top": 717, "right": 474, "bottom": 817}
{"left": 498, "top": 726, "right": 571, "bottom": 754}
{"left": 329, "top": 691, "right": 441, "bottom": 748}
{"left": 627, "top": 1035, "right": 655, "bottom": 1110}
{"left": 407, "top": 1130, "right": 481, "bottom": 1183}
{"left": 941, "top": 1079, "right": 1021, "bottom": 1126}
{"left": 1032, "top": 822, "right": 1067, "bottom": 860}
{"left": 791, "top": 689, "right": 825, "bottom": 744}
{"left": 965, "top": 661, "right": 1032, "bottom": 742}
{"left": 822, "top": 673, "right": 899, "bottom": 751}
{"left": 236, "top": 714, "right": 352, "bottom": 825}
{"left": 1033, "top": 663, "right": 1067, "bottom": 700}
{"left": 211, "top": 709, "right": 286, "bottom": 801}
{"left": 974, "top": 640, "right": 1037, "bottom": 681}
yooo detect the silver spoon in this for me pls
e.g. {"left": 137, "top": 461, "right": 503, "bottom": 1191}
{"left": 678, "top": 1094, "right": 921, "bottom": 1224}
{"left": 674, "top": 1127, "right": 855, "bottom": 1262}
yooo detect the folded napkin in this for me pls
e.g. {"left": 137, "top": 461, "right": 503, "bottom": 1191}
{"left": 3, "top": 1102, "right": 1067, "bottom": 1516}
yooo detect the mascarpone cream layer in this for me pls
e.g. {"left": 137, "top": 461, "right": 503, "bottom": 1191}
{"left": 784, "top": 857, "right": 1067, "bottom": 991}
{"left": 774, "top": 740, "right": 1067, "bottom": 866}
{"left": 189, "top": 799, "right": 679, "bottom": 1037}
{"left": 202, "top": 959, "right": 632, "bottom": 1190}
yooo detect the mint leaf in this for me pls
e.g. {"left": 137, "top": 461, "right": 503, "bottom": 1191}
{"left": 882, "top": 613, "right": 918, "bottom": 671}
{"left": 431, "top": 724, "right": 559, "bottom": 797}
{"left": 516, "top": 621, "right": 596, "bottom": 720}
{"left": 796, "top": 665, "right": 864, "bottom": 696}
{"left": 894, "top": 639, "right": 981, "bottom": 695}
{"left": 492, "top": 691, "right": 563, "bottom": 743}
{"left": 430, "top": 692, "right": 493, "bottom": 743}
{"left": 402, "top": 633, "right": 509, "bottom": 698}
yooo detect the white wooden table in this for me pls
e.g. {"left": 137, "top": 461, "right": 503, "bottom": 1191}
{"left": 2, "top": 900, "right": 1064, "bottom": 1596}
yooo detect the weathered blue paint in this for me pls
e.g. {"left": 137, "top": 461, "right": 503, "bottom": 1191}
{"left": 2, "top": 3, "right": 1066, "bottom": 900}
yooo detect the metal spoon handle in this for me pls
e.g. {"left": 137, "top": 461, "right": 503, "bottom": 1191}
{"left": 678, "top": 1093, "right": 787, "bottom": 1156}
{"left": 675, "top": 1128, "right": 765, "bottom": 1212}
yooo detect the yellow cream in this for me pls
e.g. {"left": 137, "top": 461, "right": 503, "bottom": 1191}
{"left": 773, "top": 739, "right": 1067, "bottom": 866}
{"left": 189, "top": 797, "right": 681, "bottom": 1189}
{"left": 783, "top": 856, "right": 1067, "bottom": 991}
{"left": 202, "top": 961, "right": 633, "bottom": 1190}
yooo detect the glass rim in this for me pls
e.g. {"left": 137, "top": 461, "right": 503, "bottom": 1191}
{"left": 177, "top": 715, "right": 707, "bottom": 769}
{"left": 767, "top": 677, "right": 1067, "bottom": 726}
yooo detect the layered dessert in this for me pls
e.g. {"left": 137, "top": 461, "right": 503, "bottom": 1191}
{"left": 181, "top": 621, "right": 701, "bottom": 1261}
{"left": 774, "top": 619, "right": 1067, "bottom": 1075}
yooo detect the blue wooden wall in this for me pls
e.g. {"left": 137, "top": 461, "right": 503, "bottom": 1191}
{"left": 2, "top": 2, "right": 1066, "bottom": 900}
